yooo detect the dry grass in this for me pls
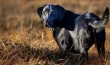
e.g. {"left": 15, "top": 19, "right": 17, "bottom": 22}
{"left": 0, "top": 0, "right": 110, "bottom": 65}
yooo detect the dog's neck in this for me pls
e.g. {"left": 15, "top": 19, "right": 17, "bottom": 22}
{"left": 54, "top": 10, "right": 79, "bottom": 31}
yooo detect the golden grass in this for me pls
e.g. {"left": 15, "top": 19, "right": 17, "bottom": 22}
{"left": 0, "top": 0, "right": 110, "bottom": 65}
{"left": 0, "top": 28, "right": 110, "bottom": 65}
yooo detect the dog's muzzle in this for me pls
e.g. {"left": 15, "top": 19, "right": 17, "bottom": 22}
{"left": 44, "top": 20, "right": 49, "bottom": 27}
{"left": 44, "top": 20, "right": 54, "bottom": 28}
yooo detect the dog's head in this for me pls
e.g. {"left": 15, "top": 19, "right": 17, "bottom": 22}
{"left": 37, "top": 4, "right": 66, "bottom": 28}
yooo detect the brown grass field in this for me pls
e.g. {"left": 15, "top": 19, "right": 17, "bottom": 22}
{"left": 0, "top": 0, "right": 110, "bottom": 65}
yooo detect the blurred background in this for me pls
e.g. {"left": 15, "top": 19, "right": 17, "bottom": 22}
{"left": 0, "top": 0, "right": 110, "bottom": 65}
{"left": 0, "top": 0, "right": 110, "bottom": 31}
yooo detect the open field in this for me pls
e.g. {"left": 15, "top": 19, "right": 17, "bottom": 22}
{"left": 0, "top": 0, "right": 110, "bottom": 65}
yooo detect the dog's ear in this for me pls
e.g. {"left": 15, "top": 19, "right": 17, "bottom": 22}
{"left": 37, "top": 5, "right": 46, "bottom": 18}
{"left": 88, "top": 7, "right": 109, "bottom": 28}
{"left": 56, "top": 4, "right": 66, "bottom": 20}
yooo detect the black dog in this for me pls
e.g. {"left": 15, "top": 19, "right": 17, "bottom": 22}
{"left": 37, "top": 4, "right": 109, "bottom": 64}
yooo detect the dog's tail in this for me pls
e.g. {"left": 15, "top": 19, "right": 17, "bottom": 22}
{"left": 88, "top": 7, "right": 109, "bottom": 28}
{"left": 101, "top": 7, "right": 109, "bottom": 25}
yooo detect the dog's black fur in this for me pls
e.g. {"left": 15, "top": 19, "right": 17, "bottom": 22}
{"left": 54, "top": 10, "right": 79, "bottom": 30}
{"left": 37, "top": 4, "right": 109, "bottom": 64}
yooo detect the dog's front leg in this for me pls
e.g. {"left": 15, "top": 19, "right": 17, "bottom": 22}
{"left": 77, "top": 51, "right": 88, "bottom": 65}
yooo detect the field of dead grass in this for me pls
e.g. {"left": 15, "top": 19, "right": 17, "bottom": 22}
{"left": 0, "top": 0, "right": 110, "bottom": 65}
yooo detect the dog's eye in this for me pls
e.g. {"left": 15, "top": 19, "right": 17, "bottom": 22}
{"left": 51, "top": 11, "right": 55, "bottom": 15}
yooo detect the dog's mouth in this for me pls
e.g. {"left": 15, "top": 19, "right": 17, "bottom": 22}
{"left": 43, "top": 21, "right": 54, "bottom": 28}
{"left": 44, "top": 21, "right": 49, "bottom": 27}
{"left": 43, "top": 20, "right": 50, "bottom": 27}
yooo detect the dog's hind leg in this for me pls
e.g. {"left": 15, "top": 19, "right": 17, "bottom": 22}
{"left": 96, "top": 42, "right": 105, "bottom": 65}
{"left": 95, "top": 30, "right": 106, "bottom": 65}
